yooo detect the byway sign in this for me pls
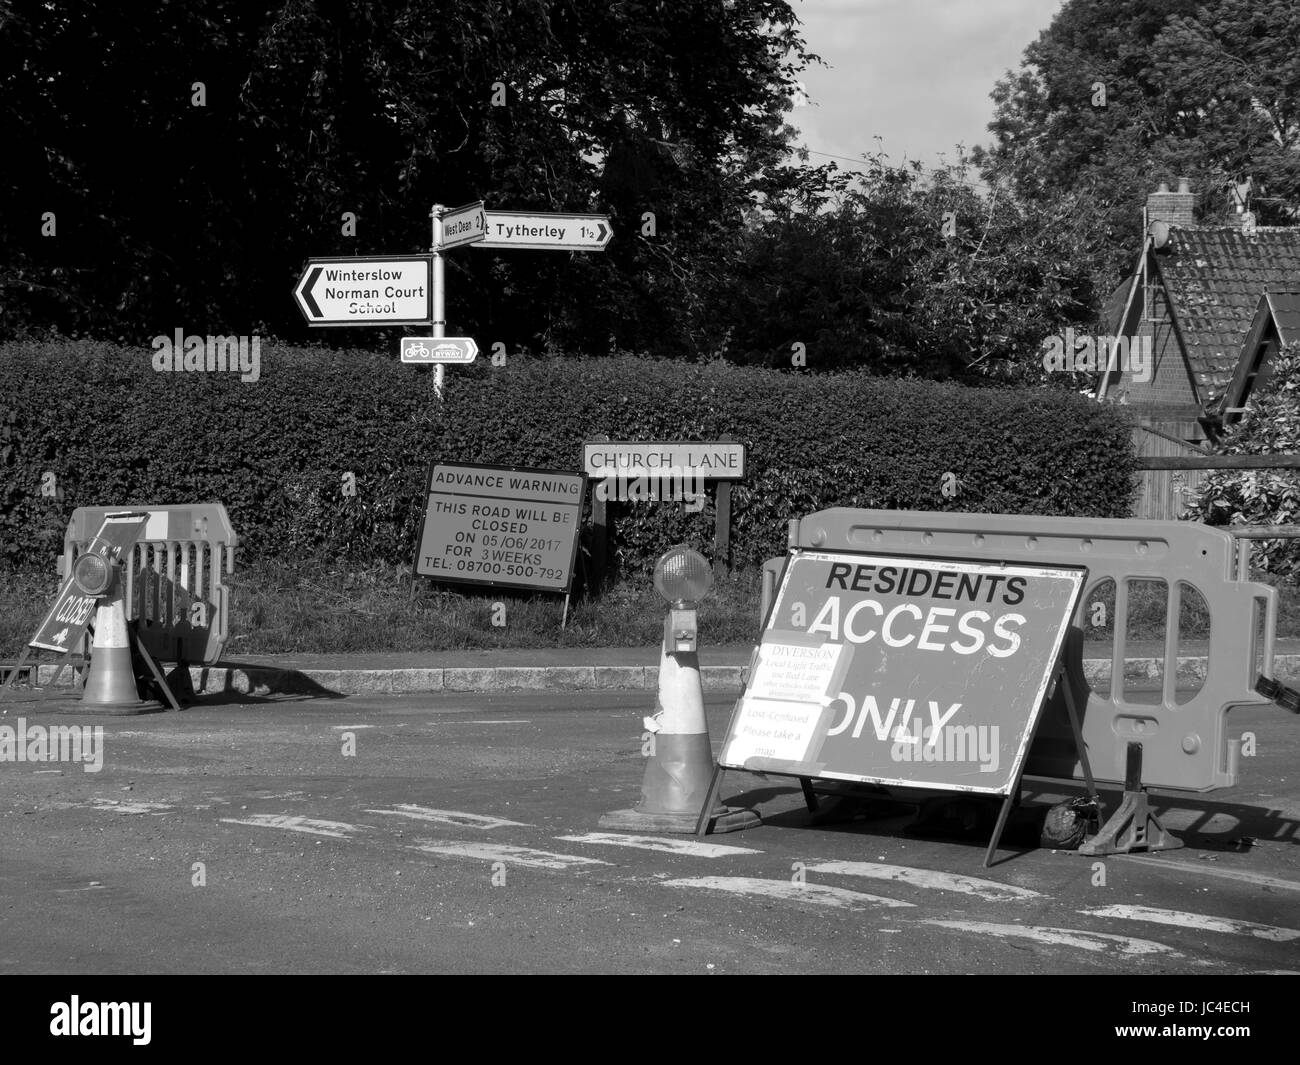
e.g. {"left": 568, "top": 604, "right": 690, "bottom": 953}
{"left": 401, "top": 337, "right": 478, "bottom": 364}
{"left": 293, "top": 256, "right": 431, "bottom": 327}
{"left": 475, "top": 212, "right": 612, "bottom": 252}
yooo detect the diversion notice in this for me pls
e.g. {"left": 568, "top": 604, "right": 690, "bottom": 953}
{"left": 414, "top": 462, "right": 586, "bottom": 593}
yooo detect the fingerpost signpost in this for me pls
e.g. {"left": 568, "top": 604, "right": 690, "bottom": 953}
{"left": 292, "top": 202, "right": 612, "bottom": 386}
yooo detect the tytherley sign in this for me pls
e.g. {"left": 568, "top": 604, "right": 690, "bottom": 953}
{"left": 718, "top": 551, "right": 1087, "bottom": 795}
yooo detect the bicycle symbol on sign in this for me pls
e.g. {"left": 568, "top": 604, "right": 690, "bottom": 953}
{"left": 406, "top": 341, "right": 430, "bottom": 358}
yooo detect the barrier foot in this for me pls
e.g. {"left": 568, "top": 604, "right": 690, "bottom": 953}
{"left": 1078, "top": 742, "right": 1182, "bottom": 855}
{"left": 601, "top": 806, "right": 760, "bottom": 836}
{"left": 1078, "top": 789, "right": 1182, "bottom": 855}
{"left": 799, "top": 777, "right": 819, "bottom": 814}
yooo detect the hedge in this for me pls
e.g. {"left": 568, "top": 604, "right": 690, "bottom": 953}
{"left": 0, "top": 339, "right": 1138, "bottom": 578}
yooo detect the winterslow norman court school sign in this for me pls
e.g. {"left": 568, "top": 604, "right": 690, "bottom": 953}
{"left": 718, "top": 551, "right": 1087, "bottom": 795}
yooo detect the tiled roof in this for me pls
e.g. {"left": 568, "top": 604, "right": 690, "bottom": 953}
{"left": 1155, "top": 227, "right": 1300, "bottom": 402}
{"left": 1267, "top": 289, "right": 1300, "bottom": 343}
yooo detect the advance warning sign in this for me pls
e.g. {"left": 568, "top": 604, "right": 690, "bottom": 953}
{"left": 414, "top": 463, "right": 586, "bottom": 593}
{"left": 718, "top": 550, "right": 1087, "bottom": 795}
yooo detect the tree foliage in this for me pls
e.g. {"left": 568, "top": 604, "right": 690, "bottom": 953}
{"left": 974, "top": 0, "right": 1300, "bottom": 289}
{"left": 1189, "top": 343, "right": 1300, "bottom": 582}
{"left": 698, "top": 155, "right": 1103, "bottom": 382}
{"left": 0, "top": 0, "right": 833, "bottom": 354}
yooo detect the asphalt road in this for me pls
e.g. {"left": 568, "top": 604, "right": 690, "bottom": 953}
{"left": 1, "top": 691, "right": 1297, "bottom": 976}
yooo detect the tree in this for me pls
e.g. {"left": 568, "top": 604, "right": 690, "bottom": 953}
{"left": 0, "top": 0, "right": 834, "bottom": 355}
{"left": 974, "top": 0, "right": 1300, "bottom": 292}
{"left": 698, "top": 155, "right": 1103, "bottom": 382}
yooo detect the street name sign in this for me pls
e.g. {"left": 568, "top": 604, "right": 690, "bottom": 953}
{"left": 582, "top": 440, "right": 746, "bottom": 480}
{"left": 400, "top": 337, "right": 478, "bottom": 364}
{"left": 717, "top": 550, "right": 1087, "bottom": 795}
{"left": 414, "top": 463, "right": 587, "bottom": 593}
{"left": 293, "top": 256, "right": 431, "bottom": 327}
{"left": 475, "top": 212, "right": 613, "bottom": 252}
{"left": 437, "top": 201, "right": 487, "bottom": 250}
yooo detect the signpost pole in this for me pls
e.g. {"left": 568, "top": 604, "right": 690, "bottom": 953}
{"left": 714, "top": 434, "right": 734, "bottom": 580}
{"left": 430, "top": 204, "right": 446, "bottom": 394}
{"left": 589, "top": 435, "right": 609, "bottom": 591}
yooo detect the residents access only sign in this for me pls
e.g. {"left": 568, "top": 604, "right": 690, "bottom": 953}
{"left": 414, "top": 463, "right": 586, "bottom": 593}
{"left": 718, "top": 551, "right": 1087, "bottom": 795}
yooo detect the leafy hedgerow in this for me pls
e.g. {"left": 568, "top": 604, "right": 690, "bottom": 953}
{"left": 1189, "top": 343, "right": 1300, "bottom": 583}
{"left": 0, "top": 340, "right": 1137, "bottom": 579}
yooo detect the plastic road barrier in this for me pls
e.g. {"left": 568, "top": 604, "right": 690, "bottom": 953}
{"left": 62, "top": 504, "right": 238, "bottom": 667}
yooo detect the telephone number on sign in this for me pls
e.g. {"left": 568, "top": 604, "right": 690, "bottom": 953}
{"left": 451, "top": 558, "right": 564, "bottom": 581}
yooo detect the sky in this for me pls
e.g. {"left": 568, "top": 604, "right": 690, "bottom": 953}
{"left": 788, "top": 0, "right": 1067, "bottom": 180}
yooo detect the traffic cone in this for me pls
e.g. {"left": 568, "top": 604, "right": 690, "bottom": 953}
{"left": 599, "top": 643, "right": 759, "bottom": 834}
{"left": 79, "top": 597, "right": 155, "bottom": 715}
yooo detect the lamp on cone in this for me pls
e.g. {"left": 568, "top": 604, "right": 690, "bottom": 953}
{"left": 599, "top": 546, "right": 759, "bottom": 834}
{"left": 74, "top": 544, "right": 155, "bottom": 715}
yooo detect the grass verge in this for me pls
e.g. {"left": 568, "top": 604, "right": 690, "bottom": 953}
{"left": 2, "top": 558, "right": 1298, "bottom": 659}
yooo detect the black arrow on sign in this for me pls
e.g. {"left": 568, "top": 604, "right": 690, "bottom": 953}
{"left": 596, "top": 222, "right": 609, "bottom": 244}
{"left": 302, "top": 266, "right": 323, "bottom": 317}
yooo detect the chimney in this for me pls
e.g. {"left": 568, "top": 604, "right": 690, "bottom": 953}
{"left": 1146, "top": 177, "right": 1196, "bottom": 227}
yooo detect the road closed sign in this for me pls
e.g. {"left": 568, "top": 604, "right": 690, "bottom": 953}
{"left": 414, "top": 463, "right": 586, "bottom": 593}
{"left": 718, "top": 550, "right": 1087, "bottom": 795}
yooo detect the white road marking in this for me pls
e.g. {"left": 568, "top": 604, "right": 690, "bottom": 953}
{"left": 806, "top": 860, "right": 1042, "bottom": 901}
{"left": 664, "top": 876, "right": 915, "bottom": 909}
{"left": 88, "top": 799, "right": 173, "bottom": 815}
{"left": 1082, "top": 905, "right": 1300, "bottom": 943}
{"left": 924, "top": 920, "right": 1184, "bottom": 958}
{"left": 331, "top": 724, "right": 375, "bottom": 730}
{"left": 220, "top": 814, "right": 367, "bottom": 839}
{"left": 1120, "top": 855, "right": 1300, "bottom": 893}
{"left": 365, "top": 805, "right": 531, "bottom": 829}
{"left": 451, "top": 720, "right": 532, "bottom": 725}
{"left": 557, "top": 832, "right": 762, "bottom": 858}
{"left": 409, "top": 841, "right": 609, "bottom": 869}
